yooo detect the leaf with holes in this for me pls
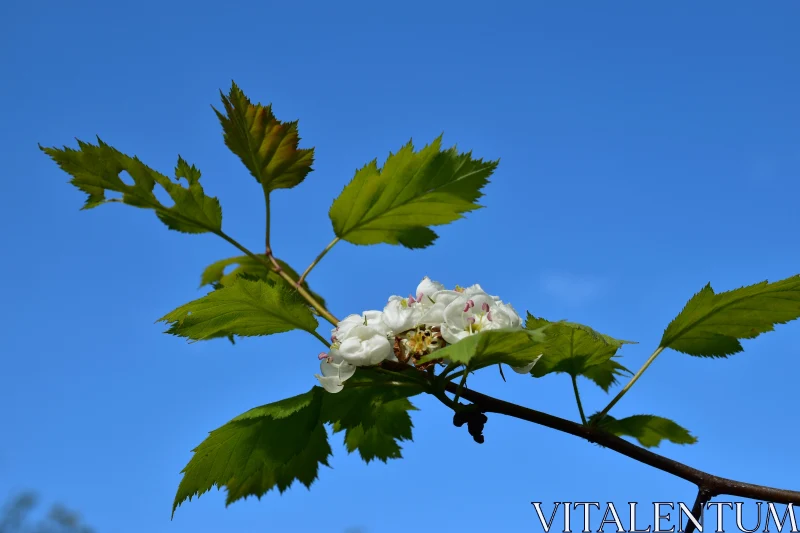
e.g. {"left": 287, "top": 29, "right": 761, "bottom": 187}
{"left": 40, "top": 139, "right": 222, "bottom": 234}
{"left": 588, "top": 413, "right": 697, "bottom": 448}
{"left": 199, "top": 254, "right": 326, "bottom": 308}
{"left": 329, "top": 136, "right": 498, "bottom": 249}
{"left": 526, "top": 314, "right": 636, "bottom": 392}
{"left": 173, "top": 388, "right": 330, "bottom": 514}
{"left": 660, "top": 274, "right": 800, "bottom": 357}
{"left": 158, "top": 276, "right": 318, "bottom": 341}
{"left": 214, "top": 81, "right": 314, "bottom": 192}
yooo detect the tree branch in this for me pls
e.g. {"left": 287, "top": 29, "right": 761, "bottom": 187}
{"left": 685, "top": 487, "right": 714, "bottom": 533}
{"left": 380, "top": 360, "right": 800, "bottom": 506}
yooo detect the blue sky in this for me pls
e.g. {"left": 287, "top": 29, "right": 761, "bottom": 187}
{"left": 2, "top": 1, "right": 799, "bottom": 532}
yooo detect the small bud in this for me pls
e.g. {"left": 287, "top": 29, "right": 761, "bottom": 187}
{"left": 467, "top": 317, "right": 476, "bottom": 325}
{"left": 481, "top": 302, "right": 490, "bottom": 312}
{"left": 318, "top": 352, "right": 328, "bottom": 360}
{"left": 467, "top": 299, "right": 475, "bottom": 309}
{"left": 463, "top": 302, "right": 471, "bottom": 313}
{"left": 408, "top": 294, "right": 416, "bottom": 304}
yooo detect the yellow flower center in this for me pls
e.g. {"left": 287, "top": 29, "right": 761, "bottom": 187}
{"left": 400, "top": 326, "right": 445, "bottom": 356}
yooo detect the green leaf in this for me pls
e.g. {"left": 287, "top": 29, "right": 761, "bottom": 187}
{"left": 660, "top": 274, "right": 800, "bottom": 357}
{"left": 40, "top": 139, "right": 222, "bottom": 234}
{"left": 173, "top": 388, "right": 331, "bottom": 515}
{"left": 526, "top": 314, "right": 635, "bottom": 392}
{"left": 329, "top": 394, "right": 416, "bottom": 463}
{"left": 588, "top": 413, "right": 697, "bottom": 448}
{"left": 174, "top": 378, "right": 422, "bottom": 514}
{"left": 329, "top": 136, "right": 498, "bottom": 249}
{"left": 579, "top": 359, "right": 632, "bottom": 392}
{"left": 199, "top": 254, "right": 326, "bottom": 308}
{"left": 321, "top": 370, "right": 422, "bottom": 463}
{"left": 214, "top": 81, "right": 314, "bottom": 192}
{"left": 417, "top": 328, "right": 549, "bottom": 372}
{"left": 158, "top": 276, "right": 318, "bottom": 341}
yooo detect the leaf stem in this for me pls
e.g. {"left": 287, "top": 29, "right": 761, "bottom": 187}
{"left": 430, "top": 387, "right": 460, "bottom": 411}
{"left": 447, "top": 369, "right": 467, "bottom": 382}
{"left": 437, "top": 362, "right": 460, "bottom": 380}
{"left": 311, "top": 330, "right": 331, "bottom": 348}
{"left": 344, "top": 379, "right": 420, "bottom": 390}
{"left": 263, "top": 187, "right": 271, "bottom": 253}
{"left": 594, "top": 345, "right": 665, "bottom": 423}
{"left": 453, "top": 369, "right": 468, "bottom": 404}
{"left": 212, "top": 229, "right": 340, "bottom": 326}
{"left": 571, "top": 375, "right": 587, "bottom": 425}
{"left": 371, "top": 366, "right": 428, "bottom": 387}
{"left": 298, "top": 237, "right": 340, "bottom": 285}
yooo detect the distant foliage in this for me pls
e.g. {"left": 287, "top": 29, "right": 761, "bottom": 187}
{"left": 0, "top": 492, "right": 94, "bottom": 533}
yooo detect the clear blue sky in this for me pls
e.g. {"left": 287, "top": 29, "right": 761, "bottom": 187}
{"left": 2, "top": 1, "right": 799, "bottom": 532}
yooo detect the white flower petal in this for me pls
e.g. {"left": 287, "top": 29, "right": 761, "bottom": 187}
{"left": 382, "top": 296, "right": 419, "bottom": 333}
{"left": 336, "top": 325, "right": 393, "bottom": 366}
{"left": 416, "top": 276, "right": 445, "bottom": 301}
{"left": 315, "top": 374, "right": 345, "bottom": 393}
{"left": 333, "top": 314, "right": 364, "bottom": 340}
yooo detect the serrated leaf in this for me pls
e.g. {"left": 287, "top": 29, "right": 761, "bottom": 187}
{"left": 329, "top": 136, "right": 498, "bottom": 249}
{"left": 173, "top": 388, "right": 330, "bottom": 515}
{"left": 660, "top": 274, "right": 800, "bottom": 357}
{"left": 417, "top": 328, "right": 549, "bottom": 372}
{"left": 40, "top": 139, "right": 222, "bottom": 234}
{"left": 322, "top": 373, "right": 421, "bottom": 464}
{"left": 588, "top": 413, "right": 697, "bottom": 448}
{"left": 158, "top": 276, "right": 318, "bottom": 341}
{"left": 174, "top": 378, "right": 421, "bottom": 514}
{"left": 333, "top": 398, "right": 416, "bottom": 463}
{"left": 214, "top": 81, "right": 314, "bottom": 192}
{"left": 579, "top": 359, "right": 632, "bottom": 392}
{"left": 526, "top": 314, "right": 635, "bottom": 392}
{"left": 199, "top": 254, "right": 326, "bottom": 308}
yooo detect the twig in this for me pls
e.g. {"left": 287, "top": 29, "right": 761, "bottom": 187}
{"left": 379, "top": 360, "right": 800, "bottom": 506}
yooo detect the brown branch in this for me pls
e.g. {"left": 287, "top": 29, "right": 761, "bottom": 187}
{"left": 685, "top": 487, "right": 713, "bottom": 533}
{"left": 380, "top": 360, "right": 800, "bottom": 506}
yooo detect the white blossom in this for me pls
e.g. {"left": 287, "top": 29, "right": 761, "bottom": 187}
{"left": 314, "top": 276, "right": 541, "bottom": 392}
{"left": 314, "top": 352, "right": 357, "bottom": 393}
{"left": 331, "top": 324, "right": 393, "bottom": 366}
{"left": 415, "top": 276, "right": 445, "bottom": 302}
{"left": 382, "top": 296, "right": 422, "bottom": 333}
{"left": 332, "top": 310, "right": 391, "bottom": 342}
{"left": 440, "top": 289, "right": 522, "bottom": 344}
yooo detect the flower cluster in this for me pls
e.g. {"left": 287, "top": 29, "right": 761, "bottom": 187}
{"left": 314, "top": 277, "right": 536, "bottom": 393}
